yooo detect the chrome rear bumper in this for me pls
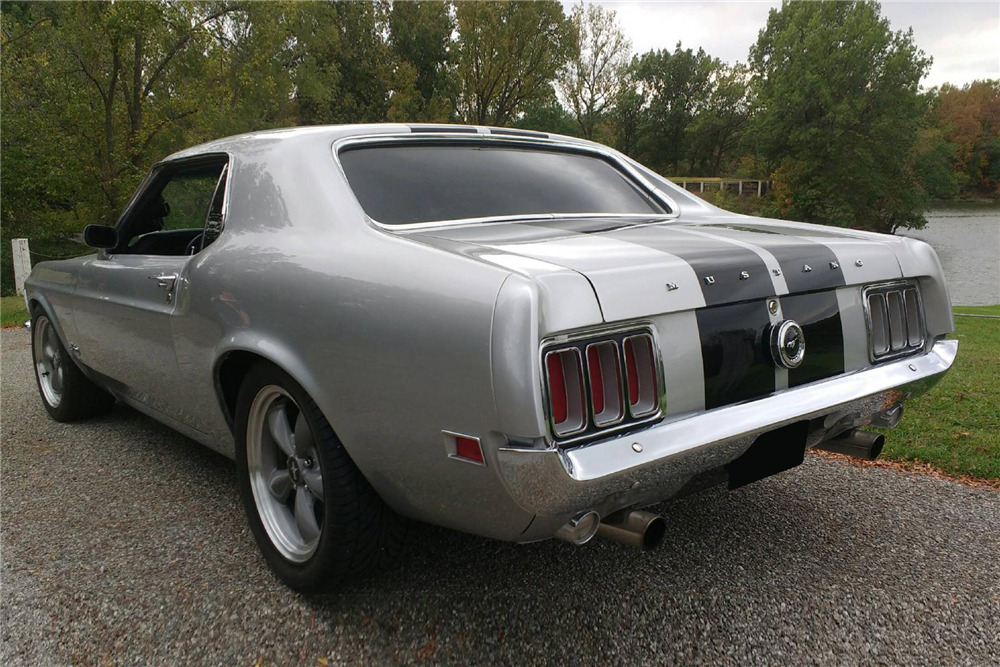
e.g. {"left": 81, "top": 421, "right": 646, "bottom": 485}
{"left": 498, "top": 339, "right": 957, "bottom": 528}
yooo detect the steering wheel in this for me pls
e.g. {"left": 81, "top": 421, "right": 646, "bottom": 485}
{"left": 185, "top": 233, "right": 204, "bottom": 256}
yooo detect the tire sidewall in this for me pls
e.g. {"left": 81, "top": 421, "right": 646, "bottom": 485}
{"left": 234, "top": 363, "right": 340, "bottom": 591}
{"left": 31, "top": 313, "right": 68, "bottom": 420}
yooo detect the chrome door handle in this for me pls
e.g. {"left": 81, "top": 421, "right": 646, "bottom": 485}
{"left": 149, "top": 273, "right": 178, "bottom": 290}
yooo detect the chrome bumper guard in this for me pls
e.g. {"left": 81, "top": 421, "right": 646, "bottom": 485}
{"left": 498, "top": 339, "right": 958, "bottom": 518}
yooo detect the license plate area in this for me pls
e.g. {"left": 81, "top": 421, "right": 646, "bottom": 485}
{"left": 726, "top": 421, "right": 809, "bottom": 489}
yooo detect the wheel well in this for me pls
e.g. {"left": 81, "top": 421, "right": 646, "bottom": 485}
{"left": 216, "top": 350, "right": 267, "bottom": 428}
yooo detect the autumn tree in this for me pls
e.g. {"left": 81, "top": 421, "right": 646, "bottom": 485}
{"left": 749, "top": 1, "right": 931, "bottom": 232}
{"left": 556, "top": 2, "right": 631, "bottom": 140}
{"left": 929, "top": 80, "right": 1000, "bottom": 194}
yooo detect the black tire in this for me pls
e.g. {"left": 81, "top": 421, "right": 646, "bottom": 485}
{"left": 30, "top": 311, "right": 115, "bottom": 422}
{"left": 235, "top": 361, "right": 406, "bottom": 592}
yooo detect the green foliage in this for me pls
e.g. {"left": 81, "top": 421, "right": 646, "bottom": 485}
{"left": 556, "top": 2, "right": 630, "bottom": 140}
{"left": 454, "top": 1, "right": 576, "bottom": 126}
{"left": 748, "top": 1, "right": 932, "bottom": 233}
{"left": 632, "top": 44, "right": 719, "bottom": 174}
{"left": 388, "top": 0, "right": 455, "bottom": 121}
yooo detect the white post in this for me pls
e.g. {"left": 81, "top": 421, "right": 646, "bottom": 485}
{"left": 11, "top": 238, "right": 31, "bottom": 296}
{"left": 757, "top": 181, "right": 763, "bottom": 197}
{"left": 699, "top": 181, "right": 704, "bottom": 193}
{"left": 738, "top": 181, "right": 743, "bottom": 196}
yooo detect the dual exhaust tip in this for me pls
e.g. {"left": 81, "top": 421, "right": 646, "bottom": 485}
{"left": 556, "top": 509, "right": 666, "bottom": 551}
{"left": 559, "top": 427, "right": 887, "bottom": 550}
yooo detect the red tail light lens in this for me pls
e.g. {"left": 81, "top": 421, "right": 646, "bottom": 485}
{"left": 586, "top": 342, "right": 624, "bottom": 427}
{"left": 543, "top": 327, "right": 662, "bottom": 443}
{"left": 623, "top": 334, "right": 658, "bottom": 418}
{"left": 544, "top": 348, "right": 587, "bottom": 437}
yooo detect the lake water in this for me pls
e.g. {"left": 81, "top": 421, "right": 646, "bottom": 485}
{"left": 899, "top": 203, "right": 1000, "bottom": 306}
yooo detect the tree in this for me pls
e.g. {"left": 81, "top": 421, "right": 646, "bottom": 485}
{"left": 288, "top": 1, "right": 394, "bottom": 125}
{"left": 609, "top": 67, "right": 646, "bottom": 156}
{"left": 556, "top": 2, "right": 631, "bottom": 140}
{"left": 749, "top": 1, "right": 932, "bottom": 233}
{"left": 454, "top": 1, "right": 576, "bottom": 126}
{"left": 634, "top": 44, "right": 718, "bottom": 174}
{"left": 928, "top": 80, "right": 1000, "bottom": 194}
{"left": 388, "top": 0, "right": 455, "bottom": 121}
{"left": 686, "top": 63, "right": 752, "bottom": 175}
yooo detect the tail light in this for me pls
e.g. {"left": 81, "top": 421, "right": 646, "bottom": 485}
{"left": 623, "top": 334, "right": 659, "bottom": 418}
{"left": 543, "top": 327, "right": 663, "bottom": 444}
{"left": 586, "top": 342, "right": 625, "bottom": 426}
{"left": 865, "top": 283, "right": 924, "bottom": 361}
{"left": 544, "top": 348, "right": 587, "bottom": 437}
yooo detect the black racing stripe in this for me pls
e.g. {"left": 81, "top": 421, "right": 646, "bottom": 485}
{"left": 697, "top": 301, "right": 775, "bottom": 409}
{"left": 781, "top": 291, "right": 845, "bottom": 387}
{"left": 615, "top": 226, "right": 774, "bottom": 306}
{"left": 705, "top": 226, "right": 846, "bottom": 293}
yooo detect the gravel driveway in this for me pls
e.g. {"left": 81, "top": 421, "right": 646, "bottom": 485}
{"left": 2, "top": 327, "right": 999, "bottom": 665}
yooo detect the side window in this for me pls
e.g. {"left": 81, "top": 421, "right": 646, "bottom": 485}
{"left": 159, "top": 171, "right": 223, "bottom": 232}
{"left": 119, "top": 159, "right": 227, "bottom": 256}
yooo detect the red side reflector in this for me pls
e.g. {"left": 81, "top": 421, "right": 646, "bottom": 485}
{"left": 546, "top": 352, "right": 568, "bottom": 425}
{"left": 586, "top": 346, "right": 606, "bottom": 414}
{"left": 455, "top": 436, "right": 484, "bottom": 463}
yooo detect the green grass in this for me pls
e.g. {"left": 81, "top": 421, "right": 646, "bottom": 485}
{"left": 1, "top": 295, "right": 29, "bottom": 328}
{"left": 877, "top": 304, "right": 1000, "bottom": 482}
{"left": 953, "top": 305, "right": 1000, "bottom": 317}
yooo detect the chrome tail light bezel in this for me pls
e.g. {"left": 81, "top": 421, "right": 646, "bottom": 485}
{"left": 541, "top": 324, "right": 665, "bottom": 446}
{"left": 863, "top": 281, "right": 926, "bottom": 363}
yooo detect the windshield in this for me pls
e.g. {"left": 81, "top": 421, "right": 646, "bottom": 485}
{"left": 339, "top": 143, "right": 666, "bottom": 225}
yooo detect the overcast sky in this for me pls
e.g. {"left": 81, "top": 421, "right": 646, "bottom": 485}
{"left": 571, "top": 1, "right": 1000, "bottom": 88}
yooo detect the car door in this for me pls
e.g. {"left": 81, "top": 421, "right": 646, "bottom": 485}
{"left": 73, "top": 156, "right": 229, "bottom": 422}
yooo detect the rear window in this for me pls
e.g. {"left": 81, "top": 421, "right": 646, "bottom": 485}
{"left": 339, "top": 144, "right": 665, "bottom": 225}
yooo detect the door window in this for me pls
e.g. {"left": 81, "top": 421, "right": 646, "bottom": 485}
{"left": 118, "top": 158, "right": 228, "bottom": 256}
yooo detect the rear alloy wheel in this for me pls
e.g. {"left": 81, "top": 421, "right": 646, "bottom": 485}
{"left": 235, "top": 362, "right": 405, "bottom": 592}
{"left": 31, "top": 312, "right": 115, "bottom": 421}
{"left": 246, "top": 385, "right": 325, "bottom": 563}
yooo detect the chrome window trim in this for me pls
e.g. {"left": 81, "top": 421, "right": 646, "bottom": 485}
{"left": 540, "top": 322, "right": 666, "bottom": 448}
{"left": 331, "top": 132, "right": 681, "bottom": 231}
{"left": 584, "top": 341, "right": 627, "bottom": 428}
{"left": 863, "top": 281, "right": 926, "bottom": 363}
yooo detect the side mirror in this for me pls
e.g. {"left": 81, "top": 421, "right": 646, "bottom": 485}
{"left": 84, "top": 224, "right": 118, "bottom": 250}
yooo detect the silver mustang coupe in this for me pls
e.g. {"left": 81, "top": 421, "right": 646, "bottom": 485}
{"left": 24, "top": 124, "right": 957, "bottom": 591}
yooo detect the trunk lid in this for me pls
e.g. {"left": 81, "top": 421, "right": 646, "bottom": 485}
{"left": 406, "top": 215, "right": 904, "bottom": 321}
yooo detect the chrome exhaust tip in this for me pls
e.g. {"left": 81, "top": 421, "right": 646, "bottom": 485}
{"left": 555, "top": 510, "right": 601, "bottom": 545}
{"left": 595, "top": 509, "right": 666, "bottom": 551}
{"left": 815, "top": 429, "right": 885, "bottom": 461}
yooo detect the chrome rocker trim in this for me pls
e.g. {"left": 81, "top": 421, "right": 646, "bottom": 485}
{"left": 497, "top": 339, "right": 958, "bottom": 519}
